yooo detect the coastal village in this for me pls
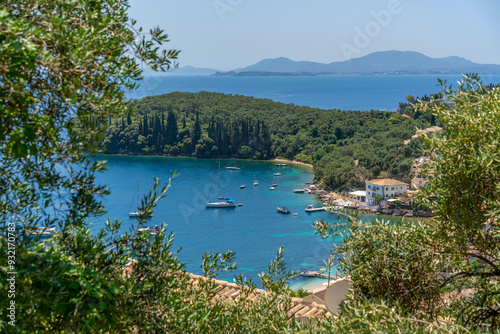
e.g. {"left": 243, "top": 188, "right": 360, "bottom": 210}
{"left": 307, "top": 166, "right": 433, "bottom": 218}
{"left": 306, "top": 126, "right": 442, "bottom": 218}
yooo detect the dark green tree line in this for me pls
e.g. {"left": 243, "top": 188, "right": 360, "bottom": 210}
{"left": 101, "top": 91, "right": 433, "bottom": 189}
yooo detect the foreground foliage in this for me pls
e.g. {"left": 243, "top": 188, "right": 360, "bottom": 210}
{"left": 2, "top": 0, "right": 499, "bottom": 332}
{"left": 315, "top": 75, "right": 500, "bottom": 332}
{"left": 0, "top": 1, "right": 302, "bottom": 333}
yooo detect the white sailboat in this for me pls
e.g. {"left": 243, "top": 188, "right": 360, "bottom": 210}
{"left": 206, "top": 163, "right": 237, "bottom": 208}
{"left": 129, "top": 182, "right": 153, "bottom": 218}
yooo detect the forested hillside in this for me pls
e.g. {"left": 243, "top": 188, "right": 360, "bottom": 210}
{"left": 101, "top": 92, "right": 432, "bottom": 189}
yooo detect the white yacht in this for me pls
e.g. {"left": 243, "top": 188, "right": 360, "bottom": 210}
{"left": 206, "top": 163, "right": 237, "bottom": 208}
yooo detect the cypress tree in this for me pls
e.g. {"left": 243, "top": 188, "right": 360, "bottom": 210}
{"left": 192, "top": 113, "right": 201, "bottom": 146}
{"left": 166, "top": 111, "right": 178, "bottom": 145}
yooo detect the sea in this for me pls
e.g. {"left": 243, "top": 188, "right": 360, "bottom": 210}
{"left": 91, "top": 155, "right": 340, "bottom": 289}
{"left": 130, "top": 74, "right": 500, "bottom": 111}
{"left": 94, "top": 74, "right": 500, "bottom": 290}
{"left": 91, "top": 155, "right": 410, "bottom": 290}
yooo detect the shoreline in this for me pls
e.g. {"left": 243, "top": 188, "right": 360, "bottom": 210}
{"left": 92, "top": 153, "right": 313, "bottom": 168}
{"left": 307, "top": 186, "right": 434, "bottom": 219}
{"left": 271, "top": 158, "right": 313, "bottom": 169}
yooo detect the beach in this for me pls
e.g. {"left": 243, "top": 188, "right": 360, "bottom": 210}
{"left": 271, "top": 158, "right": 313, "bottom": 169}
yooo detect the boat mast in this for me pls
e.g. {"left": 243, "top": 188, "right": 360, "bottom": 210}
{"left": 217, "top": 162, "right": 220, "bottom": 199}
{"left": 206, "top": 172, "right": 217, "bottom": 203}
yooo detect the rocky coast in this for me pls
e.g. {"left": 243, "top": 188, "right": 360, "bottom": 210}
{"left": 306, "top": 182, "right": 434, "bottom": 218}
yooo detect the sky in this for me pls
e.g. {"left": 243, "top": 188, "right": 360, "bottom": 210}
{"left": 128, "top": 0, "right": 500, "bottom": 71}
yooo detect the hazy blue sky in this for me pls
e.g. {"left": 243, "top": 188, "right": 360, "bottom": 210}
{"left": 128, "top": 0, "right": 500, "bottom": 70}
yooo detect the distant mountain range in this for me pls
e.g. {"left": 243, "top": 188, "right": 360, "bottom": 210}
{"left": 168, "top": 51, "right": 500, "bottom": 76}
{"left": 169, "top": 65, "right": 219, "bottom": 76}
{"left": 210, "top": 51, "right": 500, "bottom": 76}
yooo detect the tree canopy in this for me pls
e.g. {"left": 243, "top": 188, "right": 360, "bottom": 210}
{"left": 100, "top": 91, "right": 430, "bottom": 189}
{"left": 314, "top": 75, "right": 500, "bottom": 332}
{"left": 0, "top": 2, "right": 314, "bottom": 333}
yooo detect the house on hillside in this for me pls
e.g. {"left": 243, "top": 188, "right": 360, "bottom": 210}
{"left": 425, "top": 126, "right": 442, "bottom": 133}
{"left": 411, "top": 157, "right": 433, "bottom": 189}
{"left": 406, "top": 126, "right": 443, "bottom": 144}
{"left": 365, "top": 178, "right": 409, "bottom": 206}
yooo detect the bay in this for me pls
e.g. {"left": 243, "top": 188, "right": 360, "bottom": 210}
{"left": 130, "top": 74, "right": 500, "bottom": 111}
{"left": 91, "top": 73, "right": 490, "bottom": 288}
{"left": 91, "top": 155, "right": 335, "bottom": 285}
{"left": 90, "top": 155, "right": 414, "bottom": 289}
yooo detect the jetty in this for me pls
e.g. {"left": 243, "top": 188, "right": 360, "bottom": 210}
{"left": 298, "top": 270, "right": 340, "bottom": 280}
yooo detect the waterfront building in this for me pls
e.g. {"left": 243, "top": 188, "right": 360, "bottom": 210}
{"left": 365, "top": 178, "right": 409, "bottom": 206}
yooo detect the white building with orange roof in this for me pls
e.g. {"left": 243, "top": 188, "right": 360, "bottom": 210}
{"left": 365, "top": 178, "right": 409, "bottom": 205}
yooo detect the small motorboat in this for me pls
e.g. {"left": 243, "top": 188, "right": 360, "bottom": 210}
{"left": 299, "top": 270, "right": 319, "bottom": 277}
{"left": 272, "top": 184, "right": 277, "bottom": 187}
{"left": 292, "top": 213, "right": 298, "bottom": 216}
{"left": 138, "top": 225, "right": 160, "bottom": 235}
{"left": 293, "top": 189, "right": 306, "bottom": 193}
{"left": 270, "top": 186, "right": 275, "bottom": 190}
{"left": 277, "top": 207, "right": 291, "bottom": 214}
{"left": 240, "top": 185, "right": 245, "bottom": 189}
{"left": 305, "top": 204, "right": 326, "bottom": 213}
{"left": 226, "top": 167, "right": 241, "bottom": 170}
{"left": 27, "top": 227, "right": 58, "bottom": 238}
{"left": 254, "top": 180, "right": 259, "bottom": 186}
{"left": 129, "top": 211, "right": 153, "bottom": 218}
{"left": 273, "top": 173, "right": 282, "bottom": 176}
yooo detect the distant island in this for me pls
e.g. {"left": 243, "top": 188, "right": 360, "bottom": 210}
{"left": 174, "top": 51, "right": 500, "bottom": 76}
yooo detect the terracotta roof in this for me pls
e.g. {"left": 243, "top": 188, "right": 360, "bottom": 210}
{"left": 313, "top": 288, "right": 327, "bottom": 303}
{"left": 187, "top": 273, "right": 333, "bottom": 321}
{"left": 366, "top": 178, "right": 408, "bottom": 186}
{"left": 123, "top": 263, "right": 333, "bottom": 322}
{"left": 425, "top": 126, "right": 443, "bottom": 133}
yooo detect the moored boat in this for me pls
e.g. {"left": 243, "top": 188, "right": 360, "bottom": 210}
{"left": 27, "top": 226, "right": 58, "bottom": 237}
{"left": 299, "top": 270, "right": 319, "bottom": 277}
{"left": 305, "top": 204, "right": 326, "bottom": 213}
{"left": 293, "top": 189, "right": 306, "bottom": 193}
{"left": 129, "top": 211, "right": 153, "bottom": 218}
{"left": 277, "top": 206, "right": 291, "bottom": 214}
{"left": 138, "top": 225, "right": 160, "bottom": 235}
{"left": 206, "top": 163, "right": 238, "bottom": 208}
{"left": 206, "top": 200, "right": 237, "bottom": 208}
{"left": 226, "top": 166, "right": 240, "bottom": 170}
{"left": 129, "top": 182, "right": 153, "bottom": 218}
{"left": 240, "top": 185, "right": 245, "bottom": 189}
{"left": 273, "top": 172, "right": 282, "bottom": 176}
{"left": 270, "top": 186, "right": 275, "bottom": 190}
{"left": 253, "top": 180, "right": 259, "bottom": 186}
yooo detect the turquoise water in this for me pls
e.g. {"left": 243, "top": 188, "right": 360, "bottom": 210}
{"left": 94, "top": 73, "right": 493, "bottom": 287}
{"left": 91, "top": 155, "right": 340, "bottom": 285}
{"left": 131, "top": 74, "right": 500, "bottom": 111}
{"left": 90, "top": 155, "right": 419, "bottom": 289}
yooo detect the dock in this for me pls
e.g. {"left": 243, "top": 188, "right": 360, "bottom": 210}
{"left": 298, "top": 271, "right": 341, "bottom": 279}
